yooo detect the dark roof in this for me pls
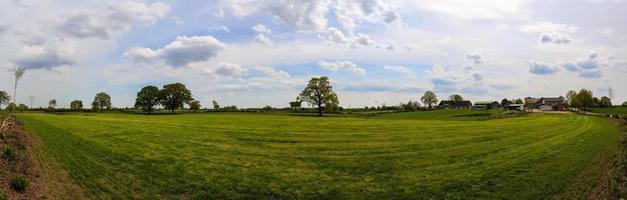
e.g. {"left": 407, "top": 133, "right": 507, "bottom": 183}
{"left": 438, "top": 100, "right": 472, "bottom": 108}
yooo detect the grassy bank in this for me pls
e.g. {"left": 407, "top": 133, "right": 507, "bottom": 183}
{"left": 17, "top": 112, "right": 620, "bottom": 199}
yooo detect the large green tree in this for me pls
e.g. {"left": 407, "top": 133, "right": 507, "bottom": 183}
{"left": 70, "top": 100, "right": 83, "bottom": 112}
{"left": 48, "top": 99, "right": 57, "bottom": 110}
{"left": 298, "top": 77, "right": 338, "bottom": 116}
{"left": 159, "top": 83, "right": 193, "bottom": 113}
{"left": 135, "top": 86, "right": 160, "bottom": 114}
{"left": 421, "top": 91, "right": 438, "bottom": 110}
{"left": 92, "top": 92, "right": 112, "bottom": 111}
{"left": 448, "top": 94, "right": 463, "bottom": 101}
{"left": 0, "top": 91, "right": 10, "bottom": 109}
{"left": 566, "top": 90, "right": 578, "bottom": 107}
{"left": 575, "top": 89, "right": 593, "bottom": 113}
{"left": 190, "top": 100, "right": 201, "bottom": 112}
{"left": 212, "top": 100, "right": 220, "bottom": 110}
{"left": 599, "top": 96, "right": 612, "bottom": 107}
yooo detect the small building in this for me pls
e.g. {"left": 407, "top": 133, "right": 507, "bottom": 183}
{"left": 438, "top": 100, "right": 472, "bottom": 109}
{"left": 507, "top": 104, "right": 525, "bottom": 111}
{"left": 552, "top": 102, "right": 568, "bottom": 111}
{"left": 473, "top": 101, "right": 500, "bottom": 109}
{"left": 539, "top": 105, "right": 553, "bottom": 111}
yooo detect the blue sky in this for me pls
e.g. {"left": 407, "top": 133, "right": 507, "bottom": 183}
{"left": 0, "top": 0, "right": 626, "bottom": 108}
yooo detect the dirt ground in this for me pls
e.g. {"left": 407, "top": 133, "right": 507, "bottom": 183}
{"left": 0, "top": 115, "right": 84, "bottom": 200}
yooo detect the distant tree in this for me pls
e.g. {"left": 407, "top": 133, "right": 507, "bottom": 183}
{"left": 190, "top": 100, "right": 201, "bottom": 112}
{"left": 70, "top": 100, "right": 83, "bottom": 112}
{"left": 12, "top": 66, "right": 26, "bottom": 104}
{"left": 6, "top": 103, "right": 17, "bottom": 112}
{"left": 400, "top": 100, "right": 420, "bottom": 111}
{"left": 289, "top": 100, "right": 302, "bottom": 109}
{"left": 623, "top": 101, "right": 627, "bottom": 107}
{"left": 0, "top": 91, "right": 10, "bottom": 109}
{"left": 592, "top": 97, "right": 600, "bottom": 107}
{"left": 298, "top": 77, "right": 339, "bottom": 116}
{"left": 514, "top": 99, "right": 524, "bottom": 104}
{"left": 566, "top": 90, "right": 578, "bottom": 107}
{"left": 17, "top": 104, "right": 28, "bottom": 110}
{"left": 48, "top": 99, "right": 57, "bottom": 110}
{"left": 599, "top": 96, "right": 612, "bottom": 107}
{"left": 134, "top": 86, "right": 160, "bottom": 114}
{"left": 576, "top": 89, "right": 593, "bottom": 113}
{"left": 501, "top": 99, "right": 512, "bottom": 106}
{"left": 91, "top": 101, "right": 99, "bottom": 112}
{"left": 448, "top": 94, "right": 463, "bottom": 101}
{"left": 421, "top": 91, "right": 438, "bottom": 110}
{"left": 223, "top": 105, "right": 238, "bottom": 112}
{"left": 262, "top": 105, "right": 273, "bottom": 112}
{"left": 92, "top": 92, "right": 112, "bottom": 111}
{"left": 159, "top": 83, "right": 193, "bottom": 113}
{"left": 212, "top": 100, "right": 220, "bottom": 110}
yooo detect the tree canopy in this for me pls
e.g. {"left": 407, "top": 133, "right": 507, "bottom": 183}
{"left": 298, "top": 76, "right": 338, "bottom": 116}
{"left": 448, "top": 94, "right": 463, "bottom": 101}
{"left": 70, "top": 100, "right": 83, "bottom": 111}
{"left": 212, "top": 100, "right": 220, "bottom": 110}
{"left": 190, "top": 100, "right": 201, "bottom": 112}
{"left": 48, "top": 99, "right": 57, "bottom": 109}
{"left": 421, "top": 91, "right": 438, "bottom": 109}
{"left": 598, "top": 96, "right": 612, "bottom": 107}
{"left": 159, "top": 83, "right": 193, "bottom": 113}
{"left": 135, "top": 86, "right": 160, "bottom": 114}
{"left": 92, "top": 92, "right": 112, "bottom": 111}
{"left": 0, "top": 91, "right": 10, "bottom": 109}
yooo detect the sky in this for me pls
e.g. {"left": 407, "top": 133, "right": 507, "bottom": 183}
{"left": 0, "top": 0, "right": 626, "bottom": 108}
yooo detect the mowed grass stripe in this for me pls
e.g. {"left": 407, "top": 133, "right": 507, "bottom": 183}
{"left": 18, "top": 112, "right": 619, "bottom": 199}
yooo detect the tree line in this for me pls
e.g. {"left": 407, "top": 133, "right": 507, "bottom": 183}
{"left": 2, "top": 76, "right": 627, "bottom": 115}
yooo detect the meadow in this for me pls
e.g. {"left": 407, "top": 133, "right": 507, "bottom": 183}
{"left": 17, "top": 111, "right": 621, "bottom": 199}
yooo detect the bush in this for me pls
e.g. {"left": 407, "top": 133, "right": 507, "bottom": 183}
{"left": 1, "top": 147, "right": 15, "bottom": 162}
{"left": 11, "top": 176, "right": 29, "bottom": 193}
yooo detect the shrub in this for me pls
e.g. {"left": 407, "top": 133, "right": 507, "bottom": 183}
{"left": 11, "top": 176, "right": 29, "bottom": 193}
{"left": 1, "top": 147, "right": 15, "bottom": 162}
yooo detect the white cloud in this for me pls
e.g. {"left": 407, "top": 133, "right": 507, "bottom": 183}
{"left": 55, "top": 1, "right": 170, "bottom": 39}
{"left": 333, "top": 0, "right": 402, "bottom": 30}
{"left": 412, "top": 0, "right": 531, "bottom": 20}
{"left": 254, "top": 34, "right": 273, "bottom": 45}
{"left": 224, "top": 0, "right": 332, "bottom": 31}
{"left": 428, "top": 65, "right": 486, "bottom": 94}
{"left": 318, "top": 60, "right": 366, "bottom": 75}
{"left": 519, "top": 21, "right": 578, "bottom": 44}
{"left": 13, "top": 40, "right": 76, "bottom": 69}
{"left": 124, "top": 35, "right": 226, "bottom": 67}
{"left": 528, "top": 61, "right": 559, "bottom": 75}
{"left": 252, "top": 24, "right": 271, "bottom": 34}
{"left": 561, "top": 54, "right": 603, "bottom": 78}
{"left": 208, "top": 25, "right": 230, "bottom": 32}
{"left": 203, "top": 62, "right": 248, "bottom": 78}
{"left": 466, "top": 54, "right": 484, "bottom": 64}
{"left": 383, "top": 65, "right": 411, "bottom": 74}
{"left": 252, "top": 24, "right": 273, "bottom": 45}
{"left": 319, "top": 27, "right": 350, "bottom": 44}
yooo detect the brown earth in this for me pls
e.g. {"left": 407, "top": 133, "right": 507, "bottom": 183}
{"left": 0, "top": 115, "right": 84, "bottom": 199}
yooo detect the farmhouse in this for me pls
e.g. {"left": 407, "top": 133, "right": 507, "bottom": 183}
{"left": 473, "top": 101, "right": 500, "bottom": 110}
{"left": 507, "top": 104, "right": 525, "bottom": 111}
{"left": 524, "top": 97, "right": 567, "bottom": 111}
{"left": 438, "top": 100, "right": 472, "bottom": 109}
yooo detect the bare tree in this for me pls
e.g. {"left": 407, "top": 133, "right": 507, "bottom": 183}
{"left": 12, "top": 66, "right": 26, "bottom": 103}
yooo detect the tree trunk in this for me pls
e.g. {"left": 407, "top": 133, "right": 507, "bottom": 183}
{"left": 317, "top": 103, "right": 323, "bottom": 116}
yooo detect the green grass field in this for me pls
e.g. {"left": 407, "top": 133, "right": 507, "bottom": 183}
{"left": 16, "top": 111, "right": 620, "bottom": 199}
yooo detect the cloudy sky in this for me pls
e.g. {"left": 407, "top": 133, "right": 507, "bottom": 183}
{"left": 1, "top": 0, "right": 626, "bottom": 108}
